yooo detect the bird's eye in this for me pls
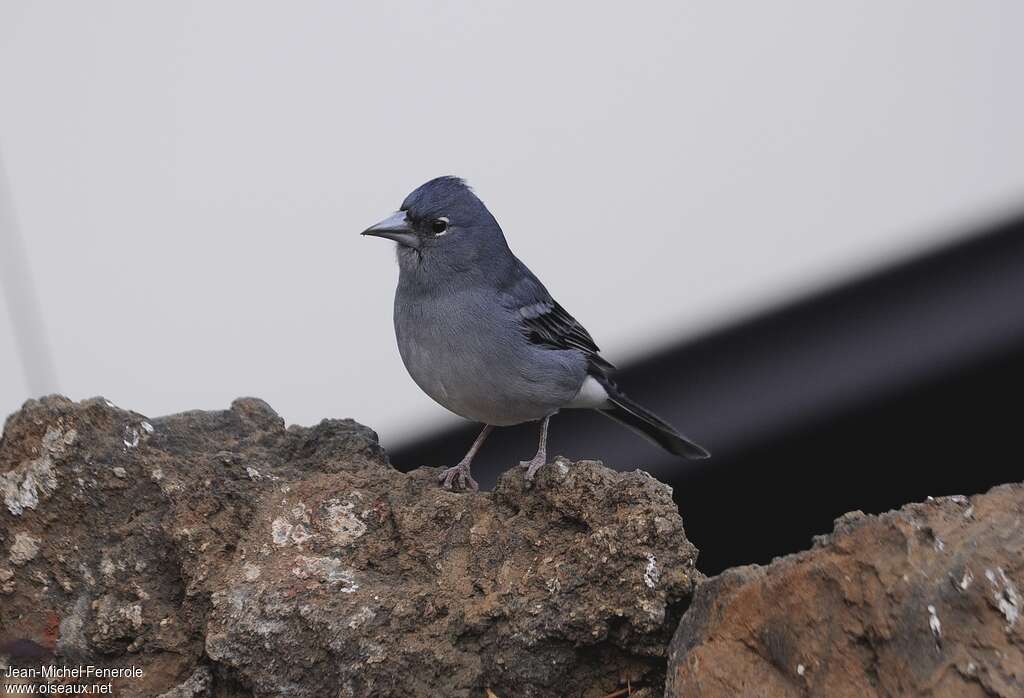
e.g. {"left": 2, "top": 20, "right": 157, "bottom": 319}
{"left": 431, "top": 218, "right": 449, "bottom": 236}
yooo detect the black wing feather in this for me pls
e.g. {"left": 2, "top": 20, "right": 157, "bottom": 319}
{"left": 502, "top": 260, "right": 615, "bottom": 374}
{"left": 500, "top": 260, "right": 709, "bottom": 459}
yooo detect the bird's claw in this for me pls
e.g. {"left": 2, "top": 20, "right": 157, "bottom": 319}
{"left": 438, "top": 462, "right": 478, "bottom": 492}
{"left": 519, "top": 456, "right": 547, "bottom": 482}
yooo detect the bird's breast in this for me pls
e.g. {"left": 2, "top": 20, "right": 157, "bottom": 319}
{"left": 393, "top": 289, "right": 585, "bottom": 425}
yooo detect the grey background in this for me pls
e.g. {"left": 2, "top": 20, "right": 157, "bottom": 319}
{"left": 1, "top": 1, "right": 1023, "bottom": 450}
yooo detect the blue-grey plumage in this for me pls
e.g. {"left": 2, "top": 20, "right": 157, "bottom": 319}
{"left": 362, "top": 176, "right": 708, "bottom": 490}
{"left": 394, "top": 285, "right": 589, "bottom": 426}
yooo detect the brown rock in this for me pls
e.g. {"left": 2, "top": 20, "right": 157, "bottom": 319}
{"left": 0, "top": 396, "right": 699, "bottom": 697}
{"left": 667, "top": 485, "right": 1024, "bottom": 697}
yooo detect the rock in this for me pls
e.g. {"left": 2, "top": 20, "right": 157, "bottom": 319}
{"left": 7, "top": 531, "right": 40, "bottom": 565}
{"left": 666, "top": 484, "right": 1024, "bottom": 697}
{"left": 0, "top": 566, "right": 14, "bottom": 594}
{"left": 155, "top": 667, "right": 214, "bottom": 698}
{"left": 0, "top": 396, "right": 700, "bottom": 697}
{"left": 0, "top": 424, "right": 69, "bottom": 516}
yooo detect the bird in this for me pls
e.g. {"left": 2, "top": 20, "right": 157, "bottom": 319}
{"left": 361, "top": 176, "right": 709, "bottom": 491}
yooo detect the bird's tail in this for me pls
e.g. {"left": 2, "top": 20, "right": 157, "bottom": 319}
{"left": 594, "top": 376, "right": 710, "bottom": 459}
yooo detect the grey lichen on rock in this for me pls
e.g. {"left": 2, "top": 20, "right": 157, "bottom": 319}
{"left": 0, "top": 422, "right": 72, "bottom": 516}
{"left": 0, "top": 396, "right": 700, "bottom": 697}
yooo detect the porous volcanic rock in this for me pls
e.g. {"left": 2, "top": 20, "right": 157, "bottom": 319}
{"left": 0, "top": 396, "right": 700, "bottom": 697}
{"left": 666, "top": 484, "right": 1024, "bottom": 697}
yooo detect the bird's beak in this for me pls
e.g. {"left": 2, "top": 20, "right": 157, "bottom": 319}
{"left": 360, "top": 211, "right": 420, "bottom": 248}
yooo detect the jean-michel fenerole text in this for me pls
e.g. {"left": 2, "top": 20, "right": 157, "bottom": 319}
{"left": 4, "top": 665, "right": 143, "bottom": 680}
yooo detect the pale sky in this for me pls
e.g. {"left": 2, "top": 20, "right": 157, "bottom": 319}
{"left": 1, "top": 1, "right": 1023, "bottom": 449}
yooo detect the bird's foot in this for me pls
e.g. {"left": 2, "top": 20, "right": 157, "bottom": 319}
{"left": 519, "top": 453, "right": 548, "bottom": 482}
{"left": 438, "top": 461, "right": 479, "bottom": 492}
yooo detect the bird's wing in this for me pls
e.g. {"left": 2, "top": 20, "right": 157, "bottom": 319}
{"left": 499, "top": 259, "right": 615, "bottom": 374}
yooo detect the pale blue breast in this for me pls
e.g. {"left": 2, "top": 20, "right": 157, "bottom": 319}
{"left": 393, "top": 287, "right": 587, "bottom": 426}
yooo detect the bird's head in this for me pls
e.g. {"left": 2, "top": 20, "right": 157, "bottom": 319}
{"left": 361, "top": 177, "right": 510, "bottom": 274}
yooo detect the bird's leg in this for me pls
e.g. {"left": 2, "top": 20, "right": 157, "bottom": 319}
{"left": 520, "top": 415, "right": 551, "bottom": 481}
{"left": 438, "top": 424, "right": 493, "bottom": 491}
